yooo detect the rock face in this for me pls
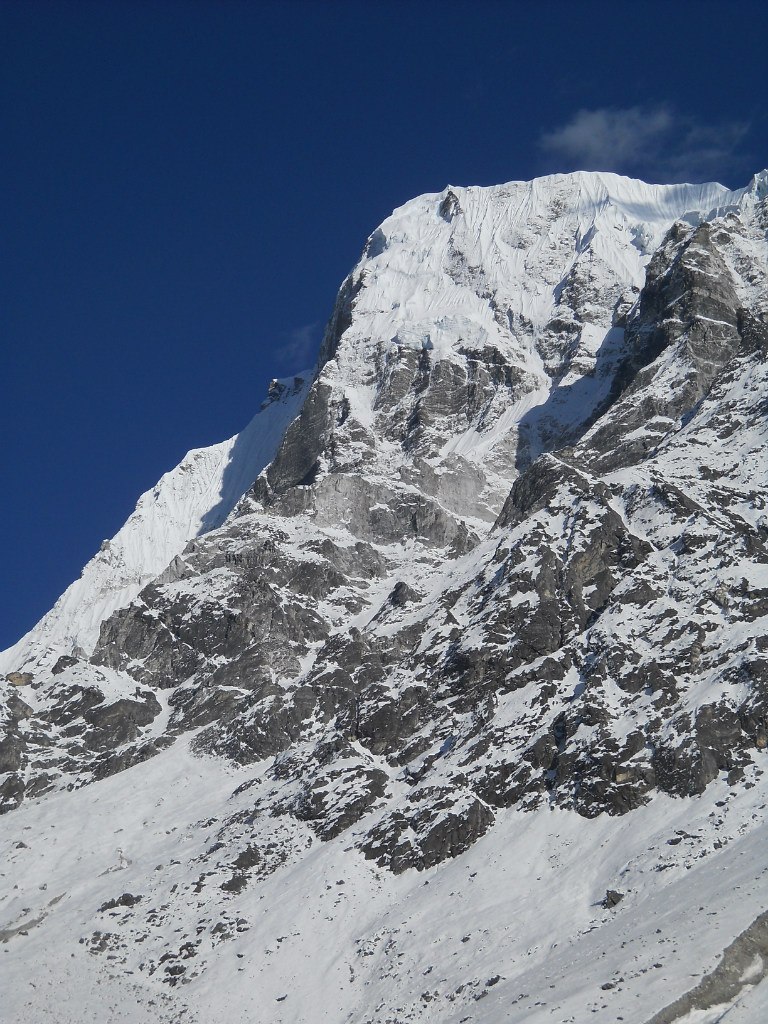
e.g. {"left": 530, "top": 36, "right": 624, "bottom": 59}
{"left": 1, "top": 168, "right": 768, "bottom": 1021}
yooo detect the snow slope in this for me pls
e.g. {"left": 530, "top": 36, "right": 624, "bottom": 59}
{"left": 3, "top": 736, "right": 768, "bottom": 1024}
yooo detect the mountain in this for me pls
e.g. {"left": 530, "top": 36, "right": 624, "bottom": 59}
{"left": 2, "top": 169, "right": 768, "bottom": 1024}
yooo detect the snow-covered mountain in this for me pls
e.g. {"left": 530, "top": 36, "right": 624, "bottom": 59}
{"left": 2, "top": 169, "right": 768, "bottom": 1023}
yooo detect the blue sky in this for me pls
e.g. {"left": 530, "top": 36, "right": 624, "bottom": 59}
{"left": 2, "top": 0, "right": 766, "bottom": 649}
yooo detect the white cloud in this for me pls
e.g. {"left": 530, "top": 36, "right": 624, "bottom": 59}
{"left": 280, "top": 322, "right": 318, "bottom": 369}
{"left": 539, "top": 105, "right": 750, "bottom": 183}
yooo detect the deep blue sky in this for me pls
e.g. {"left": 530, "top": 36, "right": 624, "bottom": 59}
{"left": 2, "top": 0, "right": 766, "bottom": 649}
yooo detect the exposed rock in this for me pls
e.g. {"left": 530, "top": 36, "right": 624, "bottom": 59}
{"left": 5, "top": 671, "right": 32, "bottom": 687}
{"left": 52, "top": 655, "right": 79, "bottom": 675}
{"left": 645, "top": 910, "right": 768, "bottom": 1024}
{"left": 602, "top": 889, "right": 625, "bottom": 909}
{"left": 99, "top": 893, "right": 143, "bottom": 912}
{"left": 439, "top": 189, "right": 462, "bottom": 221}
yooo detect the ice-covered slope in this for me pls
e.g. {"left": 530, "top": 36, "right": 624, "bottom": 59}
{"left": 355, "top": 171, "right": 742, "bottom": 336}
{"left": 0, "top": 374, "right": 309, "bottom": 675}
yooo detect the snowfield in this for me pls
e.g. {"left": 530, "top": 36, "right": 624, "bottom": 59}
{"left": 3, "top": 736, "right": 768, "bottom": 1022}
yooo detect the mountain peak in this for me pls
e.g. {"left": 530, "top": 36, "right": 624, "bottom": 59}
{"left": 3, "top": 169, "right": 768, "bottom": 1024}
